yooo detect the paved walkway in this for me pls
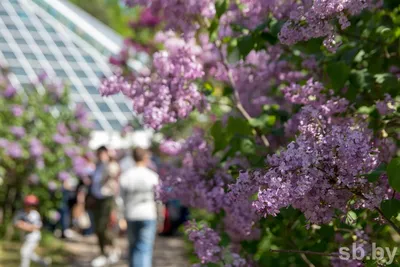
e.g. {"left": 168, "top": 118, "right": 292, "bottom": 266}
{"left": 64, "top": 233, "right": 189, "bottom": 267}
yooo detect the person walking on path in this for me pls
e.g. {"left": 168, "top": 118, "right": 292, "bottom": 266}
{"left": 14, "top": 195, "right": 51, "bottom": 267}
{"left": 89, "top": 146, "right": 120, "bottom": 267}
{"left": 120, "top": 147, "right": 159, "bottom": 267}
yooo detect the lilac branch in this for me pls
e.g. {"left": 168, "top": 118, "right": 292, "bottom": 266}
{"left": 375, "top": 207, "right": 400, "bottom": 235}
{"left": 217, "top": 45, "right": 271, "bottom": 148}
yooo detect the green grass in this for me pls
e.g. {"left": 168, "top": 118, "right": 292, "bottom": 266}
{"left": 0, "top": 231, "right": 71, "bottom": 267}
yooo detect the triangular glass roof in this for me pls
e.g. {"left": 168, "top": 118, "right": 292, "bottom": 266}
{"left": 0, "top": 0, "right": 145, "bottom": 132}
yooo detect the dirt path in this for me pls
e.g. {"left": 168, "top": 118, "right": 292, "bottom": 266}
{"left": 63, "top": 233, "right": 189, "bottom": 267}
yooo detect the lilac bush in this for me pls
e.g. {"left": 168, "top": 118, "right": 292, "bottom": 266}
{"left": 103, "top": 1, "right": 400, "bottom": 266}
{"left": 0, "top": 68, "right": 93, "bottom": 229}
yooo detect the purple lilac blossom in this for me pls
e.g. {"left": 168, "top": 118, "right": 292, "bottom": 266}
{"left": 186, "top": 221, "right": 222, "bottom": 264}
{"left": 376, "top": 94, "right": 396, "bottom": 116}
{"left": 10, "top": 126, "right": 26, "bottom": 138}
{"left": 278, "top": 0, "right": 381, "bottom": 51}
{"left": 123, "top": 0, "right": 215, "bottom": 37}
{"left": 7, "top": 142, "right": 23, "bottom": 158}
{"left": 100, "top": 33, "right": 206, "bottom": 129}
{"left": 53, "top": 133, "right": 72, "bottom": 145}
{"left": 11, "top": 105, "right": 24, "bottom": 117}
{"left": 57, "top": 123, "right": 69, "bottom": 136}
{"left": 65, "top": 146, "right": 80, "bottom": 158}
{"left": 58, "top": 171, "right": 71, "bottom": 181}
{"left": 3, "top": 85, "right": 17, "bottom": 98}
{"left": 73, "top": 156, "right": 88, "bottom": 177}
{"left": 29, "top": 138, "right": 45, "bottom": 157}
{"left": 129, "top": 8, "right": 161, "bottom": 28}
{"left": 159, "top": 140, "right": 183, "bottom": 156}
{"left": 159, "top": 131, "right": 258, "bottom": 242}
{"left": 248, "top": 98, "right": 383, "bottom": 224}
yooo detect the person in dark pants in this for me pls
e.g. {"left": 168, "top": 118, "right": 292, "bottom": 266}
{"left": 90, "top": 146, "right": 120, "bottom": 267}
{"left": 120, "top": 148, "right": 159, "bottom": 267}
{"left": 59, "top": 170, "right": 81, "bottom": 239}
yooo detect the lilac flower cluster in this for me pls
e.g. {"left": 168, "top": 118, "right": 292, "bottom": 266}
{"left": 213, "top": 47, "right": 304, "bottom": 116}
{"left": 58, "top": 171, "right": 71, "bottom": 181}
{"left": 101, "top": 34, "right": 206, "bottom": 129}
{"left": 10, "top": 126, "right": 26, "bottom": 139}
{"left": 122, "top": 0, "right": 381, "bottom": 53}
{"left": 186, "top": 221, "right": 222, "bottom": 264}
{"left": 53, "top": 133, "right": 72, "bottom": 145}
{"left": 159, "top": 130, "right": 229, "bottom": 211}
{"left": 282, "top": 78, "right": 325, "bottom": 105}
{"left": 159, "top": 132, "right": 260, "bottom": 242}
{"left": 330, "top": 258, "right": 364, "bottom": 267}
{"left": 159, "top": 139, "right": 183, "bottom": 156}
{"left": 376, "top": 94, "right": 396, "bottom": 116}
{"left": 123, "top": 0, "right": 216, "bottom": 37}
{"left": 186, "top": 220, "right": 252, "bottom": 266}
{"left": 29, "top": 138, "right": 45, "bottom": 158}
{"left": 129, "top": 8, "right": 161, "bottom": 29}
{"left": 217, "top": 0, "right": 297, "bottom": 39}
{"left": 250, "top": 99, "right": 384, "bottom": 224}
{"left": 72, "top": 156, "right": 89, "bottom": 177}
{"left": 0, "top": 138, "right": 23, "bottom": 158}
{"left": 53, "top": 123, "right": 72, "bottom": 145}
{"left": 73, "top": 103, "right": 94, "bottom": 129}
{"left": 11, "top": 105, "right": 24, "bottom": 117}
{"left": 279, "top": 0, "right": 381, "bottom": 51}
{"left": 3, "top": 85, "right": 17, "bottom": 98}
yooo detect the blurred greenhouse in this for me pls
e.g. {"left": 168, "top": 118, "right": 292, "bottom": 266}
{"left": 0, "top": 0, "right": 151, "bottom": 148}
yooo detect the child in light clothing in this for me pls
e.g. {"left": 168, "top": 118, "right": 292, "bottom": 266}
{"left": 14, "top": 195, "right": 51, "bottom": 267}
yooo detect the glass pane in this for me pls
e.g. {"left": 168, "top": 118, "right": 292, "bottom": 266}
{"left": 117, "top": 102, "right": 132, "bottom": 112}
{"left": 94, "top": 120, "right": 104, "bottom": 131}
{"left": 86, "top": 85, "right": 99, "bottom": 94}
{"left": 74, "top": 70, "right": 87, "bottom": 78}
{"left": 108, "top": 119, "right": 122, "bottom": 130}
{"left": 10, "top": 67, "right": 26, "bottom": 75}
{"left": 2, "top": 51, "right": 16, "bottom": 59}
{"left": 55, "top": 69, "right": 68, "bottom": 78}
{"left": 96, "top": 102, "right": 111, "bottom": 112}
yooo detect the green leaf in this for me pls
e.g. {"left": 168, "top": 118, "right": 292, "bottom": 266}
{"left": 349, "top": 69, "right": 368, "bottom": 89}
{"left": 357, "top": 106, "right": 374, "bottom": 115}
{"left": 249, "top": 115, "right": 276, "bottom": 128}
{"left": 237, "top": 35, "right": 254, "bottom": 58}
{"left": 363, "top": 163, "right": 387, "bottom": 182}
{"left": 381, "top": 199, "right": 400, "bottom": 219}
{"left": 240, "top": 138, "right": 256, "bottom": 155}
{"left": 208, "top": 19, "right": 219, "bottom": 42}
{"left": 203, "top": 82, "right": 214, "bottom": 95}
{"left": 211, "top": 121, "right": 229, "bottom": 152}
{"left": 319, "top": 225, "right": 334, "bottom": 239}
{"left": 387, "top": 158, "right": 400, "bottom": 191}
{"left": 260, "top": 32, "right": 278, "bottom": 45}
{"left": 345, "top": 211, "right": 357, "bottom": 225}
{"left": 215, "top": 0, "right": 228, "bottom": 18}
{"left": 326, "top": 61, "right": 351, "bottom": 92}
{"left": 227, "top": 116, "right": 252, "bottom": 136}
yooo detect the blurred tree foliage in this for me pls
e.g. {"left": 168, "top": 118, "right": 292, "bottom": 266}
{"left": 68, "top": 0, "right": 140, "bottom": 35}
